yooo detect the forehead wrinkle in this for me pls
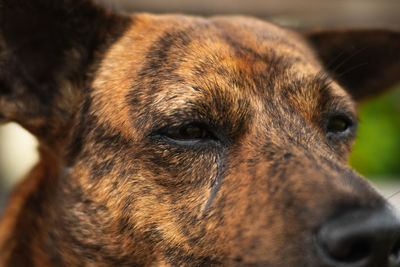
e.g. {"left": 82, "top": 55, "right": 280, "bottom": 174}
{"left": 162, "top": 35, "right": 260, "bottom": 112}
{"left": 174, "top": 23, "right": 289, "bottom": 79}
{"left": 149, "top": 79, "right": 253, "bottom": 133}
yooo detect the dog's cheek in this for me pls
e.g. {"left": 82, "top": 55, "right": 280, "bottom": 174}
{"left": 139, "top": 142, "right": 223, "bottom": 188}
{"left": 118, "top": 143, "right": 219, "bottom": 206}
{"left": 123, "top": 143, "right": 224, "bottom": 239}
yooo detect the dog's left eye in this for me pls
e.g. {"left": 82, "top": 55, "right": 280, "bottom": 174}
{"left": 327, "top": 116, "right": 350, "bottom": 133}
{"left": 326, "top": 115, "right": 355, "bottom": 136}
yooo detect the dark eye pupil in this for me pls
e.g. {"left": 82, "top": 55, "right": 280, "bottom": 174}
{"left": 163, "top": 123, "right": 213, "bottom": 141}
{"left": 327, "top": 117, "right": 349, "bottom": 133}
{"left": 180, "top": 125, "right": 204, "bottom": 139}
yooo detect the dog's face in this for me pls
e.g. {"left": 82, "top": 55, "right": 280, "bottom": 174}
{"left": 1, "top": 2, "right": 400, "bottom": 266}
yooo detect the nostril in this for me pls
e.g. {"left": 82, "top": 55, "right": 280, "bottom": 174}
{"left": 334, "top": 239, "right": 370, "bottom": 263}
{"left": 316, "top": 208, "right": 400, "bottom": 266}
{"left": 317, "top": 228, "right": 372, "bottom": 264}
{"left": 390, "top": 239, "right": 400, "bottom": 265}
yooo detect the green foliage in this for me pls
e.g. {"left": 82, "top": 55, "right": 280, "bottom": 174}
{"left": 349, "top": 85, "right": 400, "bottom": 180}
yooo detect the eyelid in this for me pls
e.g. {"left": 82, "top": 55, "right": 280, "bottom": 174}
{"left": 323, "top": 108, "right": 358, "bottom": 124}
{"left": 152, "top": 108, "right": 208, "bottom": 129}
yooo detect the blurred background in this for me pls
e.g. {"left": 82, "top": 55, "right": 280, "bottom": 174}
{"left": 1, "top": 0, "right": 400, "bottom": 213}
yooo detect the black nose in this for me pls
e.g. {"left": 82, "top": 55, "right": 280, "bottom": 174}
{"left": 316, "top": 208, "right": 400, "bottom": 267}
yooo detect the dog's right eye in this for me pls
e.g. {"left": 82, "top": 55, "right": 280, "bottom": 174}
{"left": 167, "top": 124, "right": 211, "bottom": 140}
{"left": 158, "top": 123, "right": 218, "bottom": 145}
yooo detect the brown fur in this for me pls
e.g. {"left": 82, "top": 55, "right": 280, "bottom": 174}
{"left": 0, "top": 1, "right": 400, "bottom": 266}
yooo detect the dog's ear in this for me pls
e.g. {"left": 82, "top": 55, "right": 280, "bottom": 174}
{"left": 0, "top": 0, "right": 128, "bottom": 143}
{"left": 305, "top": 29, "right": 400, "bottom": 101}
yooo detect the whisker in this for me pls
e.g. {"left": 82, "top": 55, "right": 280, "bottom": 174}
{"left": 335, "top": 62, "right": 369, "bottom": 79}
{"left": 386, "top": 190, "right": 400, "bottom": 200}
{"left": 331, "top": 46, "right": 369, "bottom": 74}
{"left": 325, "top": 50, "right": 347, "bottom": 70}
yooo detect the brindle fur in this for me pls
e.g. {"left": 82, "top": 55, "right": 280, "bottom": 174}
{"left": 0, "top": 0, "right": 400, "bottom": 266}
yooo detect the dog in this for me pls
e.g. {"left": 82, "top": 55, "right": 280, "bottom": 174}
{"left": 0, "top": 0, "right": 400, "bottom": 266}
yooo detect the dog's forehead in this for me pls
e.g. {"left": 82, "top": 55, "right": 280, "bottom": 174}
{"left": 97, "top": 14, "right": 324, "bottom": 79}
{"left": 131, "top": 14, "right": 323, "bottom": 73}
{"left": 92, "top": 14, "right": 351, "bottom": 132}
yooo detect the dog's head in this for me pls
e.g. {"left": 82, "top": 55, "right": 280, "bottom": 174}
{"left": 1, "top": 0, "right": 400, "bottom": 266}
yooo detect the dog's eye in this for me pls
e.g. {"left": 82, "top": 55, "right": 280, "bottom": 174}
{"left": 326, "top": 115, "right": 353, "bottom": 134}
{"left": 164, "top": 123, "right": 215, "bottom": 142}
